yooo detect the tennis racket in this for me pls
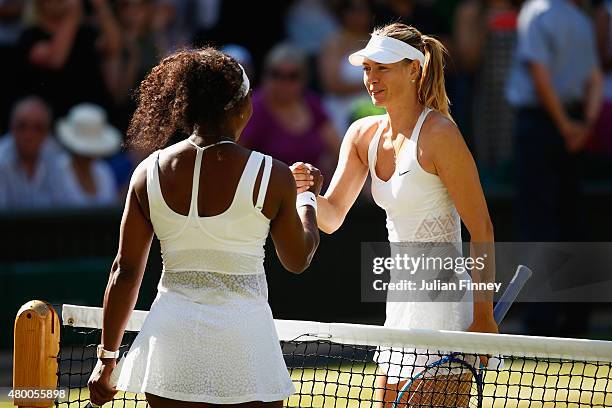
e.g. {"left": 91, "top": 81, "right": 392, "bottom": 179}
{"left": 392, "top": 264, "right": 533, "bottom": 407}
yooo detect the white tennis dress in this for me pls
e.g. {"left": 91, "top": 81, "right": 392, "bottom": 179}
{"left": 115, "top": 141, "right": 295, "bottom": 403}
{"left": 367, "top": 108, "right": 474, "bottom": 382}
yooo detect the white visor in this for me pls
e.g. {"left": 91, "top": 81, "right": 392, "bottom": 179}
{"left": 348, "top": 34, "right": 425, "bottom": 67}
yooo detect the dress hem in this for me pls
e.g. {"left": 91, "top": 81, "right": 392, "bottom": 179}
{"left": 117, "top": 383, "right": 295, "bottom": 404}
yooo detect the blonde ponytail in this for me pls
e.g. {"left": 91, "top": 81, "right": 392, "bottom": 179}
{"left": 373, "top": 23, "right": 453, "bottom": 121}
{"left": 419, "top": 35, "right": 451, "bottom": 120}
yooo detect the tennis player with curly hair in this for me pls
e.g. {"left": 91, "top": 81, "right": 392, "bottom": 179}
{"left": 88, "top": 47, "right": 323, "bottom": 408}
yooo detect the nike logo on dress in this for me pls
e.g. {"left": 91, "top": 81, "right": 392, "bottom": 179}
{"left": 398, "top": 169, "right": 411, "bottom": 176}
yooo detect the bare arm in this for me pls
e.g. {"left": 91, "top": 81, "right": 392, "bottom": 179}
{"left": 89, "top": 162, "right": 153, "bottom": 405}
{"left": 91, "top": 0, "right": 122, "bottom": 57}
{"left": 528, "top": 62, "right": 590, "bottom": 151}
{"left": 29, "top": 0, "right": 81, "bottom": 70}
{"left": 101, "top": 163, "right": 153, "bottom": 351}
{"left": 529, "top": 62, "right": 571, "bottom": 130}
{"left": 270, "top": 161, "right": 321, "bottom": 273}
{"left": 584, "top": 66, "right": 604, "bottom": 129}
{"left": 315, "top": 119, "right": 370, "bottom": 233}
{"left": 428, "top": 119, "right": 496, "bottom": 333}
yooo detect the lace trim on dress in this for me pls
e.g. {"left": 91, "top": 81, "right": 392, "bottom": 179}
{"left": 413, "top": 212, "right": 460, "bottom": 242}
{"left": 159, "top": 270, "right": 269, "bottom": 302}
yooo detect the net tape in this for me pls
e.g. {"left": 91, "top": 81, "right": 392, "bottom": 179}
{"left": 55, "top": 304, "right": 612, "bottom": 407}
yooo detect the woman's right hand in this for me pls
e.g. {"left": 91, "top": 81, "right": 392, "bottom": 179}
{"left": 305, "top": 164, "right": 323, "bottom": 196}
{"left": 290, "top": 162, "right": 314, "bottom": 194}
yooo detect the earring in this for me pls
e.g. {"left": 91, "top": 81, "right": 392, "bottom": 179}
{"left": 410, "top": 79, "right": 416, "bottom": 84}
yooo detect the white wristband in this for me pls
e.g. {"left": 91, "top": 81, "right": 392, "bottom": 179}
{"left": 296, "top": 191, "right": 317, "bottom": 212}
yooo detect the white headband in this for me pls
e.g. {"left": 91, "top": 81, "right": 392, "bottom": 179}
{"left": 348, "top": 34, "right": 426, "bottom": 67}
{"left": 224, "top": 63, "right": 250, "bottom": 111}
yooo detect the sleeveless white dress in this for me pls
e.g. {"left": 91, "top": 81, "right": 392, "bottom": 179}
{"left": 367, "top": 108, "right": 474, "bottom": 382}
{"left": 115, "top": 141, "right": 295, "bottom": 403}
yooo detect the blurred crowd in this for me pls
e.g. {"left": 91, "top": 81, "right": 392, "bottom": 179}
{"left": 0, "top": 0, "right": 610, "bottom": 218}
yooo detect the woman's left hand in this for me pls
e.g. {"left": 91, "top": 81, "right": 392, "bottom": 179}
{"left": 467, "top": 315, "right": 499, "bottom": 367}
{"left": 88, "top": 359, "right": 118, "bottom": 406}
{"left": 467, "top": 314, "right": 498, "bottom": 334}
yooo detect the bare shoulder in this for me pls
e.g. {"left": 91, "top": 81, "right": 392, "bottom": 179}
{"left": 157, "top": 141, "right": 189, "bottom": 170}
{"left": 128, "top": 153, "right": 155, "bottom": 218}
{"left": 420, "top": 111, "right": 465, "bottom": 151}
{"left": 346, "top": 114, "right": 386, "bottom": 147}
{"left": 269, "top": 157, "right": 296, "bottom": 191}
{"left": 130, "top": 153, "right": 153, "bottom": 193}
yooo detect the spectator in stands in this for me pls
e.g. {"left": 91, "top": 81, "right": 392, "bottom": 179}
{"left": 454, "top": 0, "right": 518, "bottom": 176}
{"left": 109, "top": 0, "right": 163, "bottom": 131}
{"left": 0, "top": 96, "right": 70, "bottom": 209}
{"left": 285, "top": 0, "right": 339, "bottom": 90}
{"left": 319, "top": 0, "right": 373, "bottom": 136}
{"left": 56, "top": 103, "right": 120, "bottom": 207}
{"left": 0, "top": 0, "right": 25, "bottom": 131}
{"left": 507, "top": 0, "right": 603, "bottom": 338}
{"left": 506, "top": 0, "right": 603, "bottom": 241}
{"left": 14, "top": 0, "right": 121, "bottom": 120}
{"left": 104, "top": 0, "right": 168, "bottom": 198}
{"left": 240, "top": 43, "right": 341, "bottom": 181}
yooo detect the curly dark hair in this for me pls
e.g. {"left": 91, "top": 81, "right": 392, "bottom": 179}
{"left": 127, "top": 47, "right": 245, "bottom": 151}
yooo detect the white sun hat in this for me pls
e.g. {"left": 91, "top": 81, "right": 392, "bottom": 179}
{"left": 348, "top": 34, "right": 426, "bottom": 67}
{"left": 57, "top": 103, "right": 122, "bottom": 157}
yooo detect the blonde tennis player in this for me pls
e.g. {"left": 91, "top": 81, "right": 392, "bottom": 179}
{"left": 87, "top": 48, "right": 323, "bottom": 408}
{"left": 292, "top": 23, "right": 497, "bottom": 407}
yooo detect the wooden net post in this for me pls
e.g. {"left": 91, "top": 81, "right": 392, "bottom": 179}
{"left": 13, "top": 300, "right": 60, "bottom": 408}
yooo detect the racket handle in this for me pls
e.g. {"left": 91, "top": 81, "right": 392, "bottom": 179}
{"left": 493, "top": 265, "right": 533, "bottom": 324}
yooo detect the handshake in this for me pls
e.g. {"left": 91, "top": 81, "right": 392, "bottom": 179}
{"left": 290, "top": 162, "right": 324, "bottom": 196}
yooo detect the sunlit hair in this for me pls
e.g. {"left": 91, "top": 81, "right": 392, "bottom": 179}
{"left": 373, "top": 23, "right": 452, "bottom": 120}
{"left": 127, "top": 47, "right": 245, "bottom": 152}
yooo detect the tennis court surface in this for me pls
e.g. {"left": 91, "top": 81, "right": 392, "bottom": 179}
{"left": 13, "top": 303, "right": 612, "bottom": 407}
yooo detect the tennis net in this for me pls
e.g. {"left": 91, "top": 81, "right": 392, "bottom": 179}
{"left": 52, "top": 304, "right": 612, "bottom": 407}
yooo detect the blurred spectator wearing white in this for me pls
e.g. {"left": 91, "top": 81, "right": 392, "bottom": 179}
{"left": 0, "top": 96, "right": 70, "bottom": 209}
{"left": 56, "top": 103, "right": 120, "bottom": 207}
{"left": 319, "top": 0, "right": 373, "bottom": 136}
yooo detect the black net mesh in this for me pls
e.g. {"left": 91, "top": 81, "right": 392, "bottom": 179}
{"left": 55, "top": 323, "right": 612, "bottom": 407}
